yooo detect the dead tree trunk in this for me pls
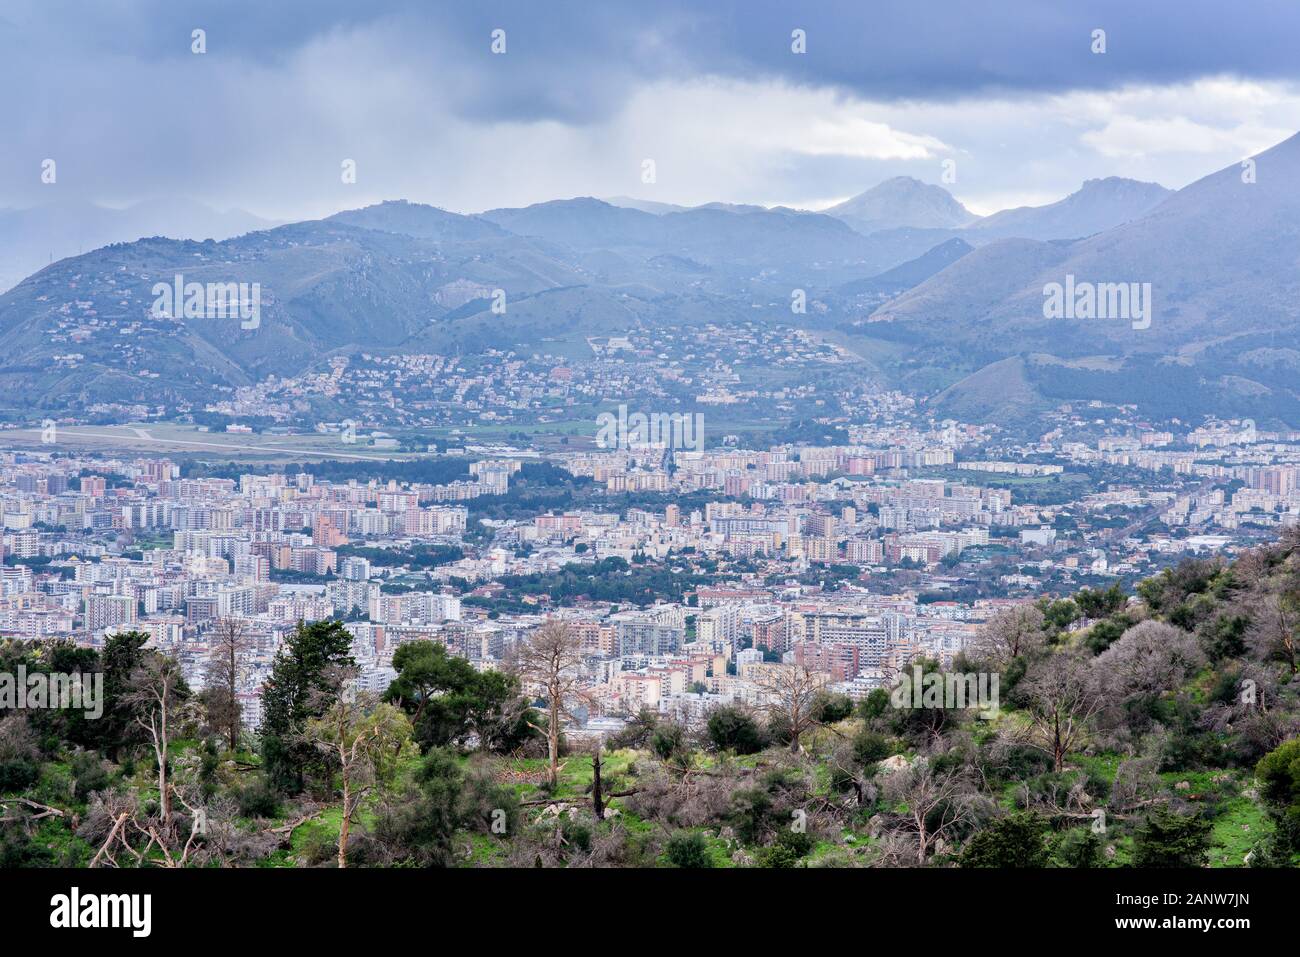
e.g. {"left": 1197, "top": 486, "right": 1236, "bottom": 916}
{"left": 591, "top": 744, "right": 604, "bottom": 819}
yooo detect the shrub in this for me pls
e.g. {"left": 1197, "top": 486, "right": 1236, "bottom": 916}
{"left": 237, "top": 776, "right": 282, "bottom": 818}
{"left": 960, "top": 812, "right": 1049, "bottom": 868}
{"left": 1132, "top": 808, "right": 1213, "bottom": 867}
{"left": 68, "top": 750, "right": 109, "bottom": 803}
{"left": 665, "top": 831, "right": 713, "bottom": 868}
{"left": 706, "top": 707, "right": 765, "bottom": 755}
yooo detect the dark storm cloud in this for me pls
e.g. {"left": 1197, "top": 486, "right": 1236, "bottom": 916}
{"left": 2, "top": 0, "right": 1298, "bottom": 216}
{"left": 12, "top": 0, "right": 1300, "bottom": 117}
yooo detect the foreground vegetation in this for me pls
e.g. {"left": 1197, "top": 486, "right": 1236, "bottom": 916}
{"left": 3, "top": 531, "right": 1300, "bottom": 868}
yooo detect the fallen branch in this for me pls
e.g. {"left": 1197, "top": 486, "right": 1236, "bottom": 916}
{"left": 89, "top": 811, "right": 129, "bottom": 868}
{"left": 267, "top": 811, "right": 322, "bottom": 838}
{"left": 0, "top": 797, "right": 67, "bottom": 819}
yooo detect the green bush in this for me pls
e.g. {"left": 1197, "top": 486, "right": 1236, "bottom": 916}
{"left": 706, "top": 707, "right": 765, "bottom": 755}
{"left": 665, "top": 831, "right": 713, "bottom": 868}
{"left": 237, "top": 776, "right": 282, "bottom": 818}
{"left": 1132, "top": 808, "right": 1213, "bottom": 867}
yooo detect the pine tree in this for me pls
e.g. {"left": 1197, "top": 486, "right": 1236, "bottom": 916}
{"left": 260, "top": 619, "right": 355, "bottom": 794}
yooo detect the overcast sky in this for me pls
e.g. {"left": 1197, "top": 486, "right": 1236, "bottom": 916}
{"left": 5, "top": 0, "right": 1300, "bottom": 220}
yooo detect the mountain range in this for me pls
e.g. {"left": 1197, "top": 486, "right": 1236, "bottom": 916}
{"left": 1, "top": 133, "right": 1297, "bottom": 426}
{"left": 872, "top": 134, "right": 1300, "bottom": 423}
{"left": 0, "top": 198, "right": 275, "bottom": 294}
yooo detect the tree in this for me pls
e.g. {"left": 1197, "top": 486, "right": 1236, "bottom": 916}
{"left": 125, "top": 654, "right": 190, "bottom": 829}
{"left": 1132, "top": 808, "right": 1212, "bottom": 867}
{"left": 882, "top": 759, "right": 980, "bottom": 865}
{"left": 260, "top": 619, "right": 356, "bottom": 794}
{"left": 1015, "top": 651, "right": 1103, "bottom": 772}
{"left": 748, "top": 663, "right": 830, "bottom": 753}
{"left": 1038, "top": 597, "right": 1079, "bottom": 636}
{"left": 508, "top": 620, "right": 588, "bottom": 787}
{"left": 1095, "top": 620, "right": 1206, "bottom": 700}
{"left": 95, "top": 630, "right": 150, "bottom": 759}
{"left": 972, "top": 605, "right": 1046, "bottom": 668}
{"left": 385, "top": 640, "right": 533, "bottom": 752}
{"left": 650, "top": 723, "right": 690, "bottom": 766}
{"left": 811, "top": 691, "right": 854, "bottom": 723}
{"left": 1247, "top": 590, "right": 1299, "bottom": 675}
{"left": 1051, "top": 827, "right": 1104, "bottom": 868}
{"left": 202, "top": 618, "right": 252, "bottom": 752}
{"left": 852, "top": 728, "right": 892, "bottom": 766}
{"left": 1075, "top": 583, "right": 1127, "bottom": 621}
{"left": 1255, "top": 738, "right": 1300, "bottom": 860}
{"left": 706, "top": 706, "right": 765, "bottom": 755}
{"left": 305, "top": 691, "right": 413, "bottom": 868}
{"left": 590, "top": 740, "right": 606, "bottom": 819}
{"left": 959, "top": 812, "right": 1049, "bottom": 868}
{"left": 374, "top": 748, "right": 465, "bottom": 867}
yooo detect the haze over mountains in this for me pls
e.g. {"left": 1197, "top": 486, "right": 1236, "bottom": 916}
{"left": 823, "top": 176, "right": 979, "bottom": 233}
{"left": 874, "top": 132, "right": 1300, "bottom": 423}
{"left": 3, "top": 132, "right": 1298, "bottom": 426}
{"left": 0, "top": 199, "right": 275, "bottom": 294}
{"left": 967, "top": 177, "right": 1171, "bottom": 241}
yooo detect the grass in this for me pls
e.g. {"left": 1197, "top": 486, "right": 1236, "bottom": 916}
{"left": 1074, "top": 752, "right": 1124, "bottom": 787}
{"left": 1209, "top": 796, "right": 1271, "bottom": 868}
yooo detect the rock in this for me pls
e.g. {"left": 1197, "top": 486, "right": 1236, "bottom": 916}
{"left": 877, "top": 755, "right": 911, "bottom": 774}
{"left": 731, "top": 849, "right": 754, "bottom": 867}
{"left": 602, "top": 807, "right": 621, "bottom": 820}
{"left": 1175, "top": 781, "right": 1191, "bottom": 791}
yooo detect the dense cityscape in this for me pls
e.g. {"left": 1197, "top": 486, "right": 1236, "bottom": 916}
{"left": 5, "top": 1, "right": 1299, "bottom": 941}
{"left": 3, "top": 403, "right": 1298, "bottom": 733}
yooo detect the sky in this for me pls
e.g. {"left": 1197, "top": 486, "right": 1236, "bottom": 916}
{"left": 4, "top": 0, "right": 1300, "bottom": 220}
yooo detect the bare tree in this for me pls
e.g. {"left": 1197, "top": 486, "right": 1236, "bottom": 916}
{"left": 203, "top": 617, "right": 252, "bottom": 752}
{"left": 508, "top": 620, "right": 588, "bottom": 788}
{"left": 971, "top": 604, "right": 1046, "bottom": 668}
{"left": 1096, "top": 620, "right": 1206, "bottom": 699}
{"left": 1015, "top": 651, "right": 1104, "bottom": 772}
{"left": 125, "top": 655, "right": 187, "bottom": 829}
{"left": 1247, "top": 590, "right": 1299, "bottom": 675}
{"left": 828, "top": 738, "right": 878, "bottom": 807}
{"left": 82, "top": 780, "right": 261, "bottom": 869}
{"left": 591, "top": 739, "right": 605, "bottom": 819}
{"left": 1110, "top": 757, "right": 1163, "bottom": 813}
{"left": 304, "top": 691, "right": 412, "bottom": 868}
{"left": 882, "top": 759, "right": 979, "bottom": 865}
{"left": 748, "top": 663, "right": 830, "bottom": 753}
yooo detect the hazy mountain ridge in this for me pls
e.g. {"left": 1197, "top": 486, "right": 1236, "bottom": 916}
{"left": 824, "top": 176, "right": 979, "bottom": 233}
{"left": 874, "top": 133, "right": 1300, "bottom": 423}
{"left": 3, "top": 137, "right": 1299, "bottom": 424}
{"left": 968, "top": 177, "right": 1172, "bottom": 240}
{"left": 0, "top": 198, "right": 276, "bottom": 294}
